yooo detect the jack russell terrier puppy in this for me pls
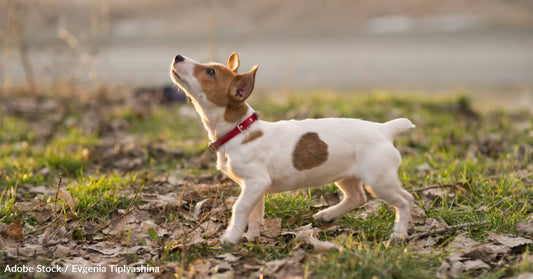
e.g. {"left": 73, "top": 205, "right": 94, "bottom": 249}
{"left": 170, "top": 52, "right": 415, "bottom": 245}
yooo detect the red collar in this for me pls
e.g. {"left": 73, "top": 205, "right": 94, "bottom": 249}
{"left": 208, "top": 112, "right": 259, "bottom": 152}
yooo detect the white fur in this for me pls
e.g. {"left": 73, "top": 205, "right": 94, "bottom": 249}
{"left": 171, "top": 55, "right": 415, "bottom": 245}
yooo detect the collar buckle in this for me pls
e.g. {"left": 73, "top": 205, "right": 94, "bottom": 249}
{"left": 208, "top": 112, "right": 259, "bottom": 152}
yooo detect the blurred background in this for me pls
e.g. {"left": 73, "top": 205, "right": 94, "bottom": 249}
{"left": 1, "top": 0, "right": 532, "bottom": 109}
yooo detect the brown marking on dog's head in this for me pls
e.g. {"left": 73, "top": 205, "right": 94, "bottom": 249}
{"left": 192, "top": 52, "right": 258, "bottom": 122}
{"left": 241, "top": 130, "right": 264, "bottom": 144}
{"left": 292, "top": 132, "right": 329, "bottom": 170}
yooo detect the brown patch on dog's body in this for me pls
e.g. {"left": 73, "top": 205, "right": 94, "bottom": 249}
{"left": 193, "top": 63, "right": 255, "bottom": 123}
{"left": 292, "top": 132, "right": 329, "bottom": 170}
{"left": 242, "top": 130, "right": 264, "bottom": 144}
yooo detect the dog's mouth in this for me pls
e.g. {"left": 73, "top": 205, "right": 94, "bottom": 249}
{"left": 171, "top": 68, "right": 187, "bottom": 85}
{"left": 171, "top": 68, "right": 181, "bottom": 80}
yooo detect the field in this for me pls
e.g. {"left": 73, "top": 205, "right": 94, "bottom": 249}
{"left": 0, "top": 89, "right": 532, "bottom": 278}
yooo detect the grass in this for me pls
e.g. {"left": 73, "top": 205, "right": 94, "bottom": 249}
{"left": 0, "top": 91, "right": 531, "bottom": 278}
{"left": 311, "top": 239, "right": 439, "bottom": 279}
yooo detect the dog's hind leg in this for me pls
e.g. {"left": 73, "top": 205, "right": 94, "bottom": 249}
{"left": 366, "top": 170, "right": 413, "bottom": 240}
{"left": 314, "top": 177, "right": 367, "bottom": 222}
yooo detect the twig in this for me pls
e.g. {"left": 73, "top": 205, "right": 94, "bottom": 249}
{"left": 409, "top": 221, "right": 488, "bottom": 240}
{"left": 124, "top": 183, "right": 144, "bottom": 214}
{"left": 409, "top": 184, "right": 455, "bottom": 194}
{"left": 54, "top": 173, "right": 63, "bottom": 206}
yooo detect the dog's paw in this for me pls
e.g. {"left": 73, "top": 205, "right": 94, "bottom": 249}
{"left": 243, "top": 230, "right": 260, "bottom": 242}
{"left": 219, "top": 232, "right": 241, "bottom": 246}
{"left": 313, "top": 210, "right": 335, "bottom": 223}
{"left": 389, "top": 232, "right": 408, "bottom": 242}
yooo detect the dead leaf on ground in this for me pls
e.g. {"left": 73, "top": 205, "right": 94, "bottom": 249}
{"left": 17, "top": 184, "right": 55, "bottom": 198}
{"left": 139, "top": 192, "right": 183, "bottom": 210}
{"left": 113, "top": 157, "right": 144, "bottom": 171}
{"left": 0, "top": 220, "right": 24, "bottom": 241}
{"left": 215, "top": 253, "right": 241, "bottom": 263}
{"left": 294, "top": 223, "right": 341, "bottom": 252}
{"left": 505, "top": 272, "right": 533, "bottom": 279}
{"left": 462, "top": 243, "right": 510, "bottom": 261}
{"left": 437, "top": 232, "right": 532, "bottom": 278}
{"left": 103, "top": 211, "right": 138, "bottom": 235}
{"left": 463, "top": 259, "right": 490, "bottom": 271}
{"left": 410, "top": 204, "right": 427, "bottom": 224}
{"left": 262, "top": 218, "right": 282, "bottom": 238}
{"left": 193, "top": 198, "right": 211, "bottom": 220}
{"left": 516, "top": 220, "right": 533, "bottom": 234}
{"left": 448, "top": 234, "right": 480, "bottom": 252}
{"left": 355, "top": 200, "right": 382, "bottom": 220}
{"left": 253, "top": 258, "right": 304, "bottom": 279}
{"left": 414, "top": 217, "right": 449, "bottom": 233}
{"left": 487, "top": 232, "right": 533, "bottom": 248}
{"left": 85, "top": 241, "right": 123, "bottom": 257}
{"left": 139, "top": 220, "right": 169, "bottom": 238}
{"left": 58, "top": 188, "right": 78, "bottom": 211}
{"left": 187, "top": 258, "right": 234, "bottom": 279}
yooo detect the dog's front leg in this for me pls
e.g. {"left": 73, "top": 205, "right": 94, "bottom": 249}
{"left": 243, "top": 194, "right": 264, "bottom": 242}
{"left": 220, "top": 177, "right": 270, "bottom": 245}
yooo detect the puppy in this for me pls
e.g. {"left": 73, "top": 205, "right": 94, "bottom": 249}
{"left": 170, "top": 52, "right": 415, "bottom": 245}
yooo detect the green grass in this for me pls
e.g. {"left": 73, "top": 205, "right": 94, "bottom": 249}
{"left": 1, "top": 92, "right": 531, "bottom": 278}
{"left": 67, "top": 172, "right": 139, "bottom": 221}
{"left": 311, "top": 239, "right": 439, "bottom": 279}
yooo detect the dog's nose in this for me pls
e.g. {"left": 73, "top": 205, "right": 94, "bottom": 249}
{"left": 174, "top": 54, "right": 184, "bottom": 63}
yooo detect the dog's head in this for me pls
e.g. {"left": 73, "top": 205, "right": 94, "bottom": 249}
{"left": 170, "top": 53, "right": 258, "bottom": 122}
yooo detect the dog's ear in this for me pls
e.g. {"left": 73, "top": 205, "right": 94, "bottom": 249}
{"left": 227, "top": 52, "right": 240, "bottom": 73}
{"left": 230, "top": 65, "right": 258, "bottom": 103}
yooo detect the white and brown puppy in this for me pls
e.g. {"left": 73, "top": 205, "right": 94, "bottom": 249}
{"left": 170, "top": 53, "right": 415, "bottom": 245}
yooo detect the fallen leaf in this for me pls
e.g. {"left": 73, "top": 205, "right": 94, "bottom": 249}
{"left": 194, "top": 198, "right": 210, "bottom": 220}
{"left": 139, "top": 193, "right": 183, "bottom": 210}
{"left": 463, "top": 259, "right": 490, "bottom": 271}
{"left": 506, "top": 272, "right": 533, "bottom": 279}
{"left": 516, "top": 220, "right": 533, "bottom": 234}
{"left": 0, "top": 220, "right": 23, "bottom": 241}
{"left": 462, "top": 243, "right": 510, "bottom": 261}
{"left": 139, "top": 220, "right": 169, "bottom": 238}
{"left": 85, "top": 241, "right": 122, "bottom": 257}
{"left": 410, "top": 205, "right": 427, "bottom": 224}
{"left": 355, "top": 200, "right": 382, "bottom": 220}
{"left": 258, "top": 258, "right": 304, "bottom": 279}
{"left": 188, "top": 259, "right": 212, "bottom": 278}
{"left": 199, "top": 220, "right": 222, "bottom": 238}
{"left": 211, "top": 261, "right": 234, "bottom": 278}
{"left": 167, "top": 174, "right": 185, "bottom": 186}
{"left": 17, "top": 244, "right": 45, "bottom": 258}
{"left": 215, "top": 253, "right": 241, "bottom": 263}
{"left": 102, "top": 211, "right": 138, "bottom": 235}
{"left": 448, "top": 234, "right": 479, "bottom": 252}
{"left": 58, "top": 188, "right": 77, "bottom": 210}
{"left": 262, "top": 218, "right": 282, "bottom": 238}
{"left": 415, "top": 162, "right": 432, "bottom": 173}
{"left": 415, "top": 217, "right": 448, "bottom": 233}
{"left": 488, "top": 232, "right": 533, "bottom": 248}
{"left": 295, "top": 223, "right": 340, "bottom": 252}
{"left": 54, "top": 244, "right": 72, "bottom": 258}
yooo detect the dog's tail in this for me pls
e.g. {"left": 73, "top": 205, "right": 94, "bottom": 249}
{"left": 381, "top": 118, "right": 415, "bottom": 140}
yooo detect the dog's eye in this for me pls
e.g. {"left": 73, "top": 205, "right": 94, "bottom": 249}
{"left": 206, "top": 68, "right": 215, "bottom": 77}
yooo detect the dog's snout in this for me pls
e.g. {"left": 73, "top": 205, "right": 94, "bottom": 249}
{"left": 174, "top": 54, "right": 184, "bottom": 64}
